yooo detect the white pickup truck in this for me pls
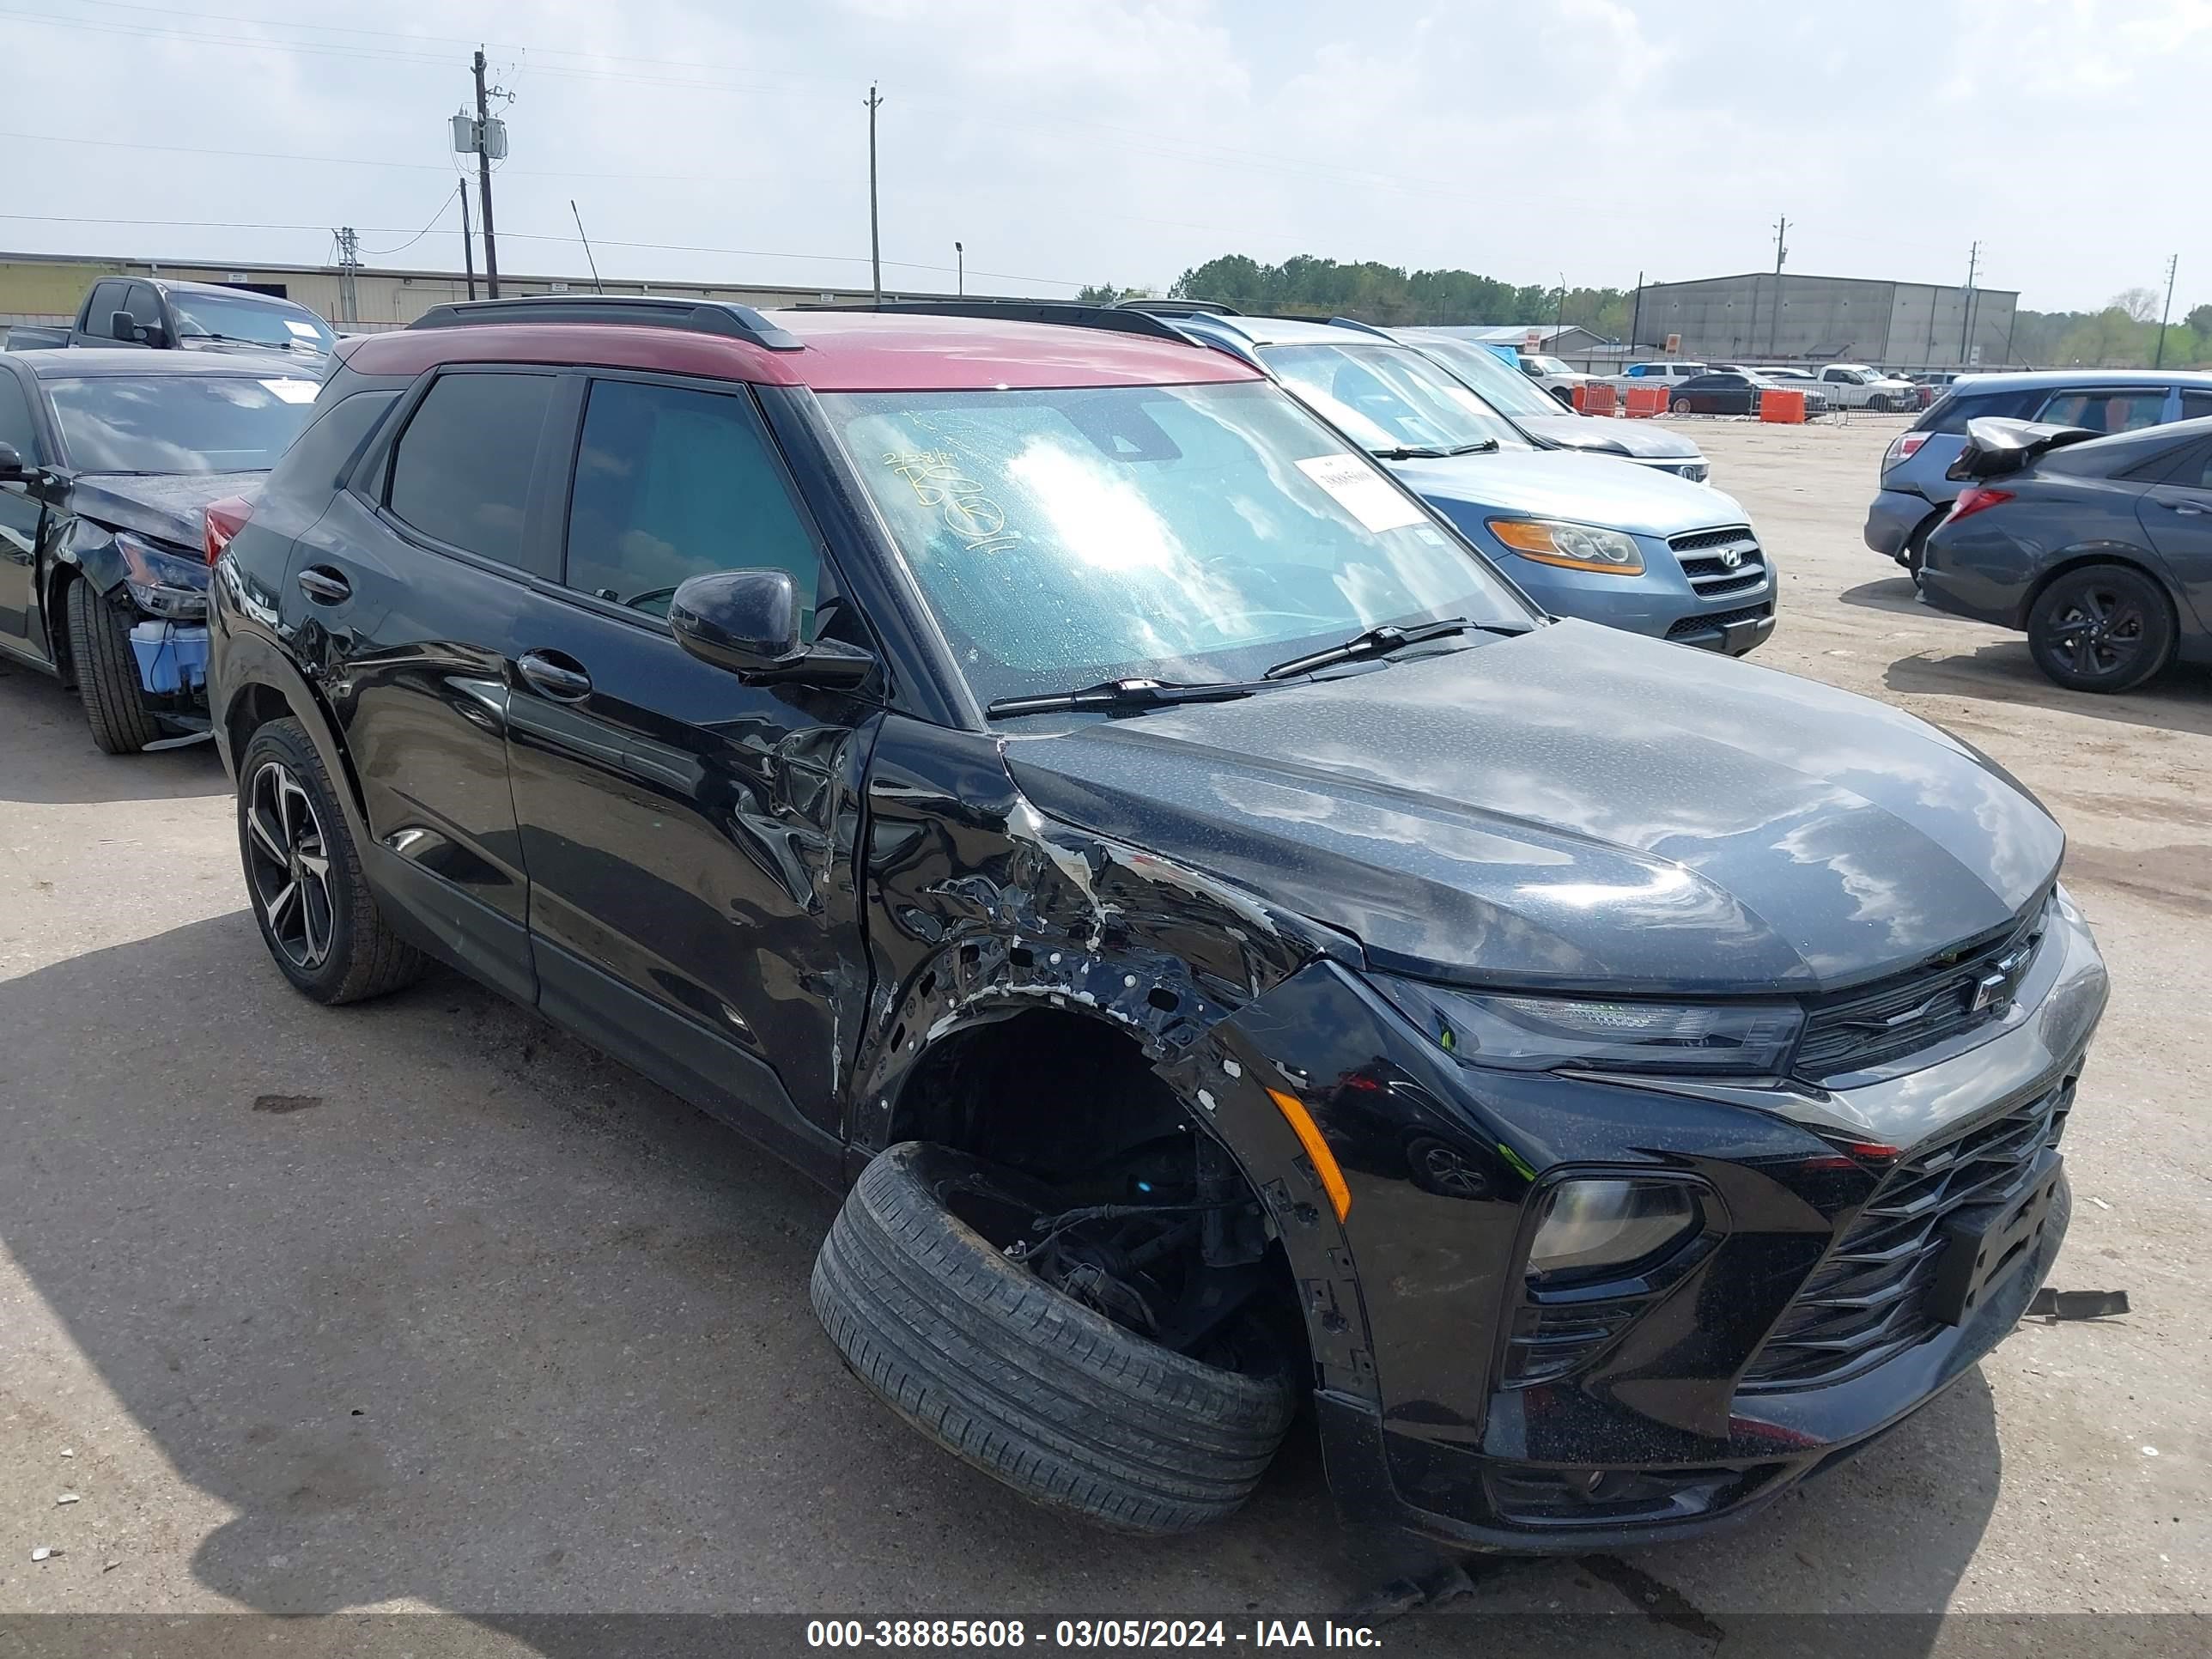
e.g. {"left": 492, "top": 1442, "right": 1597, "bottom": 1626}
{"left": 1803, "top": 363, "right": 1917, "bottom": 412}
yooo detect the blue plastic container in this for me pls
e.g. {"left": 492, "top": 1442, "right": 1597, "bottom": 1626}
{"left": 129, "top": 622, "right": 211, "bottom": 695}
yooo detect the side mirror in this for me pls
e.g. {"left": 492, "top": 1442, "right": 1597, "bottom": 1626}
{"left": 0, "top": 441, "right": 31, "bottom": 482}
{"left": 668, "top": 568, "right": 873, "bottom": 688}
{"left": 110, "top": 310, "right": 138, "bottom": 342}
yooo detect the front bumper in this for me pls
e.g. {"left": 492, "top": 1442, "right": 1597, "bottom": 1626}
{"left": 1227, "top": 892, "right": 2107, "bottom": 1554}
{"left": 1492, "top": 535, "right": 1774, "bottom": 655}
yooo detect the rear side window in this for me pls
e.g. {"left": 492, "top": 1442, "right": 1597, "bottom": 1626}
{"left": 563, "top": 377, "right": 823, "bottom": 626}
{"left": 2035, "top": 389, "right": 2167, "bottom": 434}
{"left": 265, "top": 387, "right": 398, "bottom": 505}
{"left": 2180, "top": 391, "right": 2212, "bottom": 421}
{"left": 387, "top": 371, "right": 556, "bottom": 572}
{"left": 83, "top": 281, "right": 128, "bottom": 332}
{"left": 1915, "top": 389, "right": 2043, "bottom": 435}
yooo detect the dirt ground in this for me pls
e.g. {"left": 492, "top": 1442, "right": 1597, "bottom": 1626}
{"left": 0, "top": 414, "right": 2204, "bottom": 1644}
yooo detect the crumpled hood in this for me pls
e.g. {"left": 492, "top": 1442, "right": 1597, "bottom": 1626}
{"left": 67, "top": 471, "right": 265, "bottom": 550}
{"left": 1002, "top": 621, "right": 2063, "bottom": 995}
{"left": 1514, "top": 414, "right": 1704, "bottom": 462}
{"left": 1389, "top": 449, "right": 1744, "bottom": 538}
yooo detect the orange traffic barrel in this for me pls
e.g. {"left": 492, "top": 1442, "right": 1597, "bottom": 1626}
{"left": 1759, "top": 389, "right": 1806, "bottom": 424}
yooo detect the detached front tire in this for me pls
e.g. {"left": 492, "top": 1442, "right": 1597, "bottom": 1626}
{"left": 66, "top": 579, "right": 161, "bottom": 755}
{"left": 812, "top": 1141, "right": 1297, "bottom": 1535}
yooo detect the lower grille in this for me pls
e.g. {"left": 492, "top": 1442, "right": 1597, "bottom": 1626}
{"left": 1488, "top": 1463, "right": 1782, "bottom": 1527}
{"left": 1667, "top": 602, "right": 1771, "bottom": 641}
{"left": 1741, "top": 1083, "right": 2072, "bottom": 1390}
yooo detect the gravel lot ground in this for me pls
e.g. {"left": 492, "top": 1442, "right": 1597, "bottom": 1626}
{"left": 0, "top": 413, "right": 2204, "bottom": 1645}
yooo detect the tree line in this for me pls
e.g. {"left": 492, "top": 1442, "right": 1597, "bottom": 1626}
{"left": 1075, "top": 255, "right": 2212, "bottom": 368}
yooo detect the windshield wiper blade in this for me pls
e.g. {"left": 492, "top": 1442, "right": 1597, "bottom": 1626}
{"left": 1262, "top": 617, "right": 1483, "bottom": 680}
{"left": 1370, "top": 445, "right": 1449, "bottom": 459}
{"left": 986, "top": 677, "right": 1261, "bottom": 720}
{"left": 1443, "top": 439, "right": 1501, "bottom": 454}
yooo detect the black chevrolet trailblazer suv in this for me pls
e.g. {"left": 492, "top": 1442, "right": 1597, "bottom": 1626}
{"left": 205, "top": 295, "right": 2107, "bottom": 1558}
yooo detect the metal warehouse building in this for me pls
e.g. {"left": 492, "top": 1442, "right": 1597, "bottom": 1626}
{"left": 1633, "top": 272, "right": 2021, "bottom": 370}
{"left": 0, "top": 250, "right": 968, "bottom": 334}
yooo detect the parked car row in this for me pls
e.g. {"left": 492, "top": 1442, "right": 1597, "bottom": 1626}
{"left": 184, "top": 295, "right": 2102, "bottom": 1559}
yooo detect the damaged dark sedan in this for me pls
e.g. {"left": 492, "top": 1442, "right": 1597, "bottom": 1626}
{"left": 204, "top": 297, "right": 2106, "bottom": 1559}
{"left": 0, "top": 349, "right": 319, "bottom": 751}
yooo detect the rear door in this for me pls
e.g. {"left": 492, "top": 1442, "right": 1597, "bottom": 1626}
{"left": 283, "top": 363, "right": 557, "bottom": 1002}
{"left": 2132, "top": 436, "right": 2212, "bottom": 638}
{"left": 0, "top": 361, "right": 49, "bottom": 655}
{"left": 501, "top": 369, "right": 878, "bottom": 1174}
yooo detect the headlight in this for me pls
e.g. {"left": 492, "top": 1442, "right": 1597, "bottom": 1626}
{"left": 114, "top": 532, "right": 210, "bottom": 620}
{"left": 1528, "top": 1178, "right": 1701, "bottom": 1279}
{"left": 1375, "top": 977, "right": 1802, "bottom": 1077}
{"left": 1486, "top": 518, "right": 1645, "bottom": 575}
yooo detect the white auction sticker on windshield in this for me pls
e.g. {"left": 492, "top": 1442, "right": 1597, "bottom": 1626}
{"left": 1296, "top": 453, "right": 1426, "bottom": 534}
{"left": 260, "top": 380, "right": 319, "bottom": 404}
{"left": 283, "top": 319, "right": 321, "bottom": 340}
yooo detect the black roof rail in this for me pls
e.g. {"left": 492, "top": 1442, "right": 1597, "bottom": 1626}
{"left": 407, "top": 295, "right": 804, "bottom": 351}
{"left": 1324, "top": 315, "right": 1395, "bottom": 340}
{"left": 1116, "top": 297, "right": 1241, "bottom": 317}
{"left": 790, "top": 298, "right": 1201, "bottom": 347}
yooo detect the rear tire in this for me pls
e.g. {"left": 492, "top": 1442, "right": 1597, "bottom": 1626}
{"left": 811, "top": 1141, "right": 1297, "bottom": 1535}
{"left": 1670, "top": 397, "right": 1691, "bottom": 415}
{"left": 65, "top": 580, "right": 161, "bottom": 756}
{"left": 236, "top": 717, "right": 428, "bottom": 1003}
{"left": 2026, "top": 563, "right": 2175, "bottom": 693}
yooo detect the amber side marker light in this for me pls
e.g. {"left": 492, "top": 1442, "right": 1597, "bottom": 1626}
{"left": 1267, "top": 1088, "right": 1352, "bottom": 1222}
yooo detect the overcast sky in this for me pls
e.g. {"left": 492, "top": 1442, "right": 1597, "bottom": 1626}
{"left": 6, "top": 0, "right": 2204, "bottom": 313}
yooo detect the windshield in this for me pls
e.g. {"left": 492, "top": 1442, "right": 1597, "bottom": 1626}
{"left": 46, "top": 374, "right": 319, "bottom": 472}
{"left": 169, "top": 290, "right": 334, "bottom": 353}
{"left": 822, "top": 380, "right": 1534, "bottom": 710}
{"left": 1401, "top": 334, "right": 1565, "bottom": 419}
{"left": 1261, "top": 342, "right": 1529, "bottom": 454}
{"left": 1528, "top": 356, "right": 1575, "bottom": 376}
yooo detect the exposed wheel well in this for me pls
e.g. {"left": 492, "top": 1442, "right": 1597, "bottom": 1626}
{"left": 2019, "top": 552, "right": 2180, "bottom": 633}
{"left": 224, "top": 680, "right": 294, "bottom": 762}
{"left": 890, "top": 1008, "right": 1197, "bottom": 1184}
{"left": 42, "top": 562, "right": 78, "bottom": 685}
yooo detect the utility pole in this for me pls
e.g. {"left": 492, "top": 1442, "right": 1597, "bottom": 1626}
{"left": 458, "top": 179, "right": 477, "bottom": 301}
{"left": 1630, "top": 269, "right": 1644, "bottom": 351}
{"left": 866, "top": 83, "right": 885, "bottom": 303}
{"left": 571, "top": 200, "right": 605, "bottom": 294}
{"left": 1770, "top": 216, "right": 1788, "bottom": 356}
{"left": 1554, "top": 273, "right": 1566, "bottom": 345}
{"left": 955, "top": 240, "right": 963, "bottom": 296}
{"left": 332, "top": 226, "right": 361, "bottom": 326}
{"left": 474, "top": 48, "right": 501, "bottom": 298}
{"left": 1957, "top": 240, "right": 1979, "bottom": 365}
{"left": 2155, "top": 253, "right": 2179, "bottom": 369}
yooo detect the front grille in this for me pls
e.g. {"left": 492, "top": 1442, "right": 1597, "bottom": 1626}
{"left": 1666, "top": 601, "right": 1771, "bottom": 641}
{"left": 1487, "top": 1463, "right": 1782, "bottom": 1527}
{"left": 1796, "top": 901, "right": 2049, "bottom": 1082}
{"left": 1741, "top": 1083, "right": 2072, "bottom": 1390}
{"left": 1670, "top": 526, "right": 1768, "bottom": 598}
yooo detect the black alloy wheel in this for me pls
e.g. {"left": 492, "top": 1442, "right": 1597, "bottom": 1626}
{"left": 245, "top": 757, "right": 337, "bottom": 972}
{"left": 2027, "top": 564, "right": 2177, "bottom": 693}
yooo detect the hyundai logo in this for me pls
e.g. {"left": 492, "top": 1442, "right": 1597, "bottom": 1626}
{"left": 1719, "top": 546, "right": 1743, "bottom": 569}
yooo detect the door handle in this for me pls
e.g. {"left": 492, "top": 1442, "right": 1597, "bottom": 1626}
{"left": 518, "top": 649, "right": 593, "bottom": 702}
{"left": 296, "top": 565, "right": 351, "bottom": 604}
{"left": 2166, "top": 501, "right": 2207, "bottom": 515}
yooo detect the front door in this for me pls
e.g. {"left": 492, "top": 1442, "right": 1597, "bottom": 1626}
{"left": 285, "top": 365, "right": 560, "bottom": 1003}
{"left": 0, "top": 365, "right": 47, "bottom": 654}
{"left": 2135, "top": 437, "right": 2212, "bottom": 638}
{"left": 503, "top": 371, "right": 878, "bottom": 1177}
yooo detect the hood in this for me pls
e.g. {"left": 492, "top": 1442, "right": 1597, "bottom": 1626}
{"left": 66, "top": 471, "right": 265, "bottom": 550}
{"left": 1002, "top": 621, "right": 2062, "bottom": 995}
{"left": 1389, "top": 449, "right": 1744, "bottom": 538}
{"left": 1515, "top": 414, "right": 1704, "bottom": 462}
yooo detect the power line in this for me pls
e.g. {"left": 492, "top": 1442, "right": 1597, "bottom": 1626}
{"left": 356, "top": 192, "right": 457, "bottom": 258}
